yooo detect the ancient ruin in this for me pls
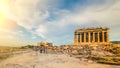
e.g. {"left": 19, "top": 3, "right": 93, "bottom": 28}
{"left": 36, "top": 42, "right": 53, "bottom": 53}
{"left": 37, "top": 42, "right": 53, "bottom": 47}
{"left": 74, "top": 27, "right": 110, "bottom": 45}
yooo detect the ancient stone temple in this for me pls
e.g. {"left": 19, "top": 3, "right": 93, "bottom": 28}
{"left": 74, "top": 27, "right": 110, "bottom": 45}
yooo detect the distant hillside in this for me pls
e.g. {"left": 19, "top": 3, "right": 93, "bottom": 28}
{"left": 111, "top": 41, "right": 120, "bottom": 44}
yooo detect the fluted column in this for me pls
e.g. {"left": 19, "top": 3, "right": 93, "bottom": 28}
{"left": 92, "top": 32, "right": 95, "bottom": 42}
{"left": 88, "top": 32, "right": 91, "bottom": 43}
{"left": 80, "top": 33, "right": 82, "bottom": 43}
{"left": 84, "top": 32, "right": 86, "bottom": 43}
{"left": 76, "top": 34, "right": 78, "bottom": 44}
{"left": 78, "top": 34, "right": 80, "bottom": 43}
{"left": 74, "top": 32, "right": 78, "bottom": 44}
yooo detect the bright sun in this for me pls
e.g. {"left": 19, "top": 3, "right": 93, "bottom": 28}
{"left": 0, "top": 0, "right": 10, "bottom": 25}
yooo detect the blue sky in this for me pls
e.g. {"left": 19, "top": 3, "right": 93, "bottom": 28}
{"left": 0, "top": 0, "right": 120, "bottom": 46}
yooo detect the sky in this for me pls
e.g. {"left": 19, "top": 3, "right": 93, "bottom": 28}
{"left": 0, "top": 0, "right": 120, "bottom": 46}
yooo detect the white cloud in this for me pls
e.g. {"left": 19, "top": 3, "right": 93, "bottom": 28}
{"left": 62, "top": 0, "right": 120, "bottom": 26}
{"left": 6, "top": 0, "right": 120, "bottom": 44}
{"left": 35, "top": 25, "right": 47, "bottom": 38}
{"left": 37, "top": 0, "right": 120, "bottom": 42}
{"left": 46, "top": 0, "right": 120, "bottom": 28}
{"left": 11, "top": 0, "right": 50, "bottom": 29}
{"left": 32, "top": 36, "right": 37, "bottom": 39}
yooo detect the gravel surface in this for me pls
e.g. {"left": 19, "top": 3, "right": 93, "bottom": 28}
{"left": 0, "top": 51, "right": 120, "bottom": 68}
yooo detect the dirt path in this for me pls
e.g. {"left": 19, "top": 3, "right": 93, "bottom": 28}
{"left": 0, "top": 51, "right": 120, "bottom": 68}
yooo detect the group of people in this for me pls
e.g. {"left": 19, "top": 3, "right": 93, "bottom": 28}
{"left": 32, "top": 46, "right": 73, "bottom": 56}
{"left": 33, "top": 46, "right": 47, "bottom": 53}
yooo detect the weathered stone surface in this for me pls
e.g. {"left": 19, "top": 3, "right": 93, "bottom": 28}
{"left": 74, "top": 27, "right": 110, "bottom": 45}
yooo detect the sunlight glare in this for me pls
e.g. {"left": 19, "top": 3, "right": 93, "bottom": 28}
{"left": 0, "top": 0, "right": 10, "bottom": 25}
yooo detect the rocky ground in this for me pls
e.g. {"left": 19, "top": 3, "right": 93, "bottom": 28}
{"left": 0, "top": 50, "right": 120, "bottom": 68}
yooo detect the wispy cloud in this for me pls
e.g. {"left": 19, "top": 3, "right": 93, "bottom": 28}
{"left": 2, "top": 0, "right": 120, "bottom": 45}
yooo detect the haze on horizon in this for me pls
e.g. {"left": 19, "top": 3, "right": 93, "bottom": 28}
{"left": 0, "top": 0, "right": 120, "bottom": 46}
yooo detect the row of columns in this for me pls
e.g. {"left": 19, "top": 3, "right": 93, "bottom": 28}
{"left": 74, "top": 31, "right": 109, "bottom": 44}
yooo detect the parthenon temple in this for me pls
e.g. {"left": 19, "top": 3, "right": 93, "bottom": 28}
{"left": 74, "top": 27, "right": 110, "bottom": 45}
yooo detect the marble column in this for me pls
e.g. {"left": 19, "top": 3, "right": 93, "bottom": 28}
{"left": 78, "top": 34, "right": 80, "bottom": 43}
{"left": 74, "top": 33, "right": 78, "bottom": 44}
{"left": 98, "top": 32, "right": 100, "bottom": 42}
{"left": 92, "top": 32, "right": 95, "bottom": 42}
{"left": 80, "top": 33, "right": 82, "bottom": 43}
{"left": 88, "top": 32, "right": 91, "bottom": 43}
{"left": 84, "top": 32, "right": 86, "bottom": 43}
